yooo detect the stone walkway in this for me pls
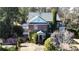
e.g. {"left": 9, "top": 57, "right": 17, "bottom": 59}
{"left": 19, "top": 42, "right": 44, "bottom": 51}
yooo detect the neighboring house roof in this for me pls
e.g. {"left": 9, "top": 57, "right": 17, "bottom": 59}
{"left": 21, "top": 23, "right": 28, "bottom": 29}
{"left": 28, "top": 16, "right": 48, "bottom": 24}
{"left": 27, "top": 12, "right": 61, "bottom": 22}
{"left": 23, "top": 32, "right": 29, "bottom": 35}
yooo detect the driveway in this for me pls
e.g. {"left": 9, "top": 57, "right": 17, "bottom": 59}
{"left": 19, "top": 42, "right": 44, "bottom": 51}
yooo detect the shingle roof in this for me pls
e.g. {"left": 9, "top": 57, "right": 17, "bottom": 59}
{"left": 27, "top": 12, "right": 61, "bottom": 23}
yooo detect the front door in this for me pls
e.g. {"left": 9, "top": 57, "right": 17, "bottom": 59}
{"left": 39, "top": 35, "right": 42, "bottom": 44}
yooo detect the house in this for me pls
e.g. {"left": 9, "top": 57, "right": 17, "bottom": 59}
{"left": 28, "top": 12, "right": 61, "bottom": 22}
{"left": 28, "top": 16, "right": 48, "bottom": 32}
{"left": 21, "top": 12, "right": 62, "bottom": 43}
{"left": 27, "top": 12, "right": 61, "bottom": 32}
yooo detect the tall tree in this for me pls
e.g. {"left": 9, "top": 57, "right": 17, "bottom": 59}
{"left": 19, "top": 7, "right": 28, "bottom": 24}
{"left": 3, "top": 7, "right": 20, "bottom": 24}
{"left": 51, "top": 7, "right": 58, "bottom": 25}
{"left": 0, "top": 7, "right": 20, "bottom": 39}
{"left": 49, "top": 7, "right": 58, "bottom": 32}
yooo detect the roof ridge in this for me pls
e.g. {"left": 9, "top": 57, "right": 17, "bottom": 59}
{"left": 38, "top": 16, "right": 48, "bottom": 22}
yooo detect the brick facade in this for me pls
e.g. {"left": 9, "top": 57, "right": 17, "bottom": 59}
{"left": 29, "top": 24, "right": 48, "bottom": 32}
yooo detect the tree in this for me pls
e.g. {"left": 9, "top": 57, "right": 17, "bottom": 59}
{"left": 0, "top": 21, "right": 11, "bottom": 39}
{"left": 51, "top": 8, "right": 58, "bottom": 25}
{"left": 58, "top": 7, "right": 79, "bottom": 41}
{"left": 3, "top": 7, "right": 20, "bottom": 24}
{"left": 19, "top": 7, "right": 29, "bottom": 24}
{"left": 49, "top": 8, "right": 58, "bottom": 32}
{"left": 29, "top": 7, "right": 38, "bottom": 12}
{"left": 13, "top": 26, "right": 24, "bottom": 37}
{"left": 0, "top": 7, "right": 20, "bottom": 38}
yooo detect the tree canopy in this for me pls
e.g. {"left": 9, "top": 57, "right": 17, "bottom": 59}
{"left": 0, "top": 7, "right": 28, "bottom": 39}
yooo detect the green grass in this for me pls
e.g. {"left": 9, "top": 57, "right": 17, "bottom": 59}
{"left": 0, "top": 45, "right": 16, "bottom": 51}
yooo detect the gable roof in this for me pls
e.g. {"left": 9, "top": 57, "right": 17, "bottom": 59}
{"left": 27, "top": 12, "right": 61, "bottom": 22}
{"left": 28, "top": 16, "right": 48, "bottom": 24}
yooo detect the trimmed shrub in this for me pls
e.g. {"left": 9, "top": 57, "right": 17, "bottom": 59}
{"left": 28, "top": 32, "right": 34, "bottom": 42}
{"left": 32, "top": 33, "right": 38, "bottom": 44}
{"left": 44, "top": 37, "right": 56, "bottom": 51}
{"left": 29, "top": 32, "right": 38, "bottom": 43}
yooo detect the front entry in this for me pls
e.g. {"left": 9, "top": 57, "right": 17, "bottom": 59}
{"left": 38, "top": 35, "right": 43, "bottom": 44}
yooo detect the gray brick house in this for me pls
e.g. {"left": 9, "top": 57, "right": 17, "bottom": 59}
{"left": 27, "top": 12, "right": 61, "bottom": 32}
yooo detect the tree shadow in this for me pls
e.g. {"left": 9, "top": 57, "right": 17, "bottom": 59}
{"left": 20, "top": 46, "right": 28, "bottom": 47}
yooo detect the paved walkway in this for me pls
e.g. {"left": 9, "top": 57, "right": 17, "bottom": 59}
{"left": 19, "top": 42, "right": 44, "bottom": 51}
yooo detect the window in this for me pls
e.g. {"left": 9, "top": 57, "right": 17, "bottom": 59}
{"left": 34, "top": 25, "right": 38, "bottom": 30}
